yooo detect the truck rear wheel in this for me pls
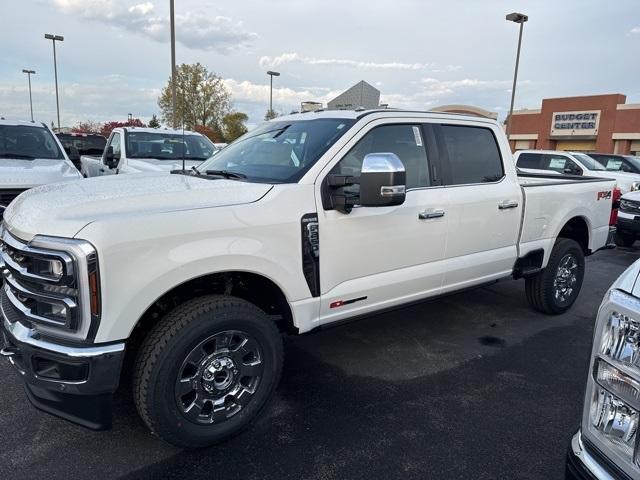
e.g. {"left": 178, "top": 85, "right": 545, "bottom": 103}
{"left": 132, "top": 295, "right": 283, "bottom": 448}
{"left": 525, "top": 238, "right": 585, "bottom": 315}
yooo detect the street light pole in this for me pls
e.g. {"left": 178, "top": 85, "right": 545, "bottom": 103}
{"left": 505, "top": 13, "right": 528, "bottom": 139}
{"left": 266, "top": 70, "right": 280, "bottom": 114}
{"left": 170, "top": 0, "right": 177, "bottom": 128}
{"left": 22, "top": 69, "right": 36, "bottom": 122}
{"left": 44, "top": 34, "right": 64, "bottom": 130}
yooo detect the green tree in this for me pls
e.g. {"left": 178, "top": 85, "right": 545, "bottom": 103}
{"left": 222, "top": 111, "right": 248, "bottom": 142}
{"left": 148, "top": 114, "right": 160, "bottom": 128}
{"left": 158, "top": 63, "right": 231, "bottom": 131}
{"left": 264, "top": 109, "right": 278, "bottom": 121}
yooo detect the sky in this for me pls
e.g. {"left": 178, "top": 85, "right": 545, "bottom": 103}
{"left": 2, "top": 0, "right": 640, "bottom": 129}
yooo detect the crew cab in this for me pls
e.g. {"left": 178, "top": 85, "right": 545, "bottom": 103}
{"left": 80, "top": 127, "right": 217, "bottom": 177}
{"left": 0, "top": 110, "right": 618, "bottom": 448}
{"left": 56, "top": 132, "right": 107, "bottom": 171}
{"left": 515, "top": 150, "right": 640, "bottom": 193}
{"left": 0, "top": 119, "right": 81, "bottom": 221}
{"left": 566, "top": 259, "right": 640, "bottom": 480}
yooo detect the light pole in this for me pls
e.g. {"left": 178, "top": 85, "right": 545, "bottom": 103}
{"left": 128, "top": 113, "right": 133, "bottom": 122}
{"left": 505, "top": 12, "right": 528, "bottom": 138}
{"left": 22, "top": 69, "right": 36, "bottom": 122}
{"left": 267, "top": 70, "right": 280, "bottom": 114}
{"left": 44, "top": 33, "right": 64, "bottom": 130}
{"left": 170, "top": 0, "right": 177, "bottom": 128}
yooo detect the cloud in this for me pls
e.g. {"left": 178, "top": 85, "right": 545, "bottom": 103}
{"left": 631, "top": 26, "right": 640, "bottom": 34}
{"left": 51, "top": 0, "right": 257, "bottom": 53}
{"left": 258, "top": 52, "right": 461, "bottom": 72}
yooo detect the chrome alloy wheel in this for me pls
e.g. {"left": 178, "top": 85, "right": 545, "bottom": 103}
{"left": 553, "top": 253, "right": 578, "bottom": 304}
{"left": 175, "top": 330, "right": 263, "bottom": 425}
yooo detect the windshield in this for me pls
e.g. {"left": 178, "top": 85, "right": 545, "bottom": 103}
{"left": 57, "top": 134, "right": 106, "bottom": 155}
{"left": 126, "top": 132, "right": 216, "bottom": 160}
{"left": 573, "top": 153, "right": 606, "bottom": 170}
{"left": 0, "top": 125, "right": 64, "bottom": 160}
{"left": 197, "top": 118, "right": 356, "bottom": 183}
{"left": 625, "top": 156, "right": 640, "bottom": 171}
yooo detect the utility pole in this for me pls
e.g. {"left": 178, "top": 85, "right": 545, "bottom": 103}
{"left": 170, "top": 0, "right": 177, "bottom": 128}
{"left": 505, "top": 13, "right": 528, "bottom": 138}
{"left": 266, "top": 70, "right": 280, "bottom": 115}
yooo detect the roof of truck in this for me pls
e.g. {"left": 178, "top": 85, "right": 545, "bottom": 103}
{"left": 117, "top": 126, "right": 203, "bottom": 135}
{"left": 275, "top": 108, "right": 500, "bottom": 125}
{"left": 0, "top": 119, "right": 47, "bottom": 128}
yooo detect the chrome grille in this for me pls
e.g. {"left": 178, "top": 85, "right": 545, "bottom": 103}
{"left": 620, "top": 199, "right": 640, "bottom": 215}
{"left": 0, "top": 190, "right": 26, "bottom": 221}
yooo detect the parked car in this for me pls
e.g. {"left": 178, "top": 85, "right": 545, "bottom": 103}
{"left": 0, "top": 110, "right": 618, "bottom": 448}
{"left": 515, "top": 150, "right": 640, "bottom": 193}
{"left": 80, "top": 127, "right": 217, "bottom": 177}
{"left": 0, "top": 119, "right": 81, "bottom": 221}
{"left": 588, "top": 152, "right": 640, "bottom": 174}
{"left": 566, "top": 259, "right": 640, "bottom": 480}
{"left": 56, "top": 132, "right": 106, "bottom": 171}
{"left": 614, "top": 191, "right": 640, "bottom": 247}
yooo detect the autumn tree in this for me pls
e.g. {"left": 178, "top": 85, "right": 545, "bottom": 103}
{"left": 222, "top": 112, "right": 248, "bottom": 142}
{"left": 194, "top": 124, "right": 225, "bottom": 143}
{"left": 71, "top": 121, "right": 102, "bottom": 134}
{"left": 148, "top": 114, "right": 160, "bottom": 128}
{"left": 158, "top": 63, "right": 231, "bottom": 131}
{"left": 100, "top": 118, "right": 146, "bottom": 137}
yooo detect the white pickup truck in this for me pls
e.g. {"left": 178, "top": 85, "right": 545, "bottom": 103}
{"left": 515, "top": 149, "right": 640, "bottom": 193}
{"left": 0, "top": 110, "right": 618, "bottom": 448}
{"left": 0, "top": 119, "right": 81, "bottom": 221}
{"left": 80, "top": 126, "right": 217, "bottom": 177}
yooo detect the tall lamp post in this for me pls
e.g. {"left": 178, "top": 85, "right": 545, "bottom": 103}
{"left": 170, "top": 0, "right": 177, "bottom": 128}
{"left": 22, "top": 69, "right": 36, "bottom": 122}
{"left": 505, "top": 12, "right": 528, "bottom": 139}
{"left": 267, "top": 70, "right": 280, "bottom": 114}
{"left": 44, "top": 33, "right": 64, "bottom": 130}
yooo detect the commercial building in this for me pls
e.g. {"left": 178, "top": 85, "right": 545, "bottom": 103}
{"left": 508, "top": 94, "right": 640, "bottom": 154}
{"left": 328, "top": 81, "right": 380, "bottom": 110}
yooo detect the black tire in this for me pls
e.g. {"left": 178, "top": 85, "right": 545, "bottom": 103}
{"left": 525, "top": 238, "right": 585, "bottom": 315}
{"left": 132, "top": 295, "right": 283, "bottom": 448}
{"left": 615, "top": 231, "right": 636, "bottom": 248}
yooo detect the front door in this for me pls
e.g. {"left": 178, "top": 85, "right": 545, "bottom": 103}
{"left": 315, "top": 120, "right": 449, "bottom": 326}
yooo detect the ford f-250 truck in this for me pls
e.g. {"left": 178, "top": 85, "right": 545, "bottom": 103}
{"left": 0, "top": 110, "right": 618, "bottom": 448}
{"left": 80, "top": 126, "right": 217, "bottom": 177}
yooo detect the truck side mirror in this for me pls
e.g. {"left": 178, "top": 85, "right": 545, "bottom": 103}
{"left": 104, "top": 146, "right": 119, "bottom": 169}
{"left": 359, "top": 153, "right": 407, "bottom": 207}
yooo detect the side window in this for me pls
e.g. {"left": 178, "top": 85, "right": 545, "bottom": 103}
{"left": 516, "top": 153, "right": 542, "bottom": 169}
{"left": 331, "top": 124, "right": 430, "bottom": 191}
{"left": 440, "top": 125, "right": 504, "bottom": 185}
{"left": 542, "top": 155, "right": 578, "bottom": 174}
{"left": 108, "top": 133, "right": 121, "bottom": 158}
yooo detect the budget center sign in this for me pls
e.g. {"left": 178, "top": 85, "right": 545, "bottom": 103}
{"left": 550, "top": 110, "right": 600, "bottom": 137}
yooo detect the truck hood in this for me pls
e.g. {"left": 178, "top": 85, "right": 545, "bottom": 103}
{"left": 0, "top": 158, "right": 81, "bottom": 189}
{"left": 589, "top": 170, "right": 640, "bottom": 191}
{"left": 3, "top": 173, "right": 273, "bottom": 241}
{"left": 124, "top": 158, "right": 204, "bottom": 173}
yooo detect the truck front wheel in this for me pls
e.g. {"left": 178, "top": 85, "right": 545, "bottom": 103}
{"left": 525, "top": 238, "right": 585, "bottom": 315}
{"left": 132, "top": 295, "right": 283, "bottom": 448}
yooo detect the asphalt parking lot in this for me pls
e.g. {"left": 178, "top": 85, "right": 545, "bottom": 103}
{"left": 1, "top": 246, "right": 638, "bottom": 480}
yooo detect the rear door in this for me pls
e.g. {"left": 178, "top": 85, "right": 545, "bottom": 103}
{"left": 435, "top": 122, "right": 523, "bottom": 293}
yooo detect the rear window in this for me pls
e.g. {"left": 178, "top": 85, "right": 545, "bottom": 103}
{"left": 516, "top": 152, "right": 542, "bottom": 169}
{"left": 57, "top": 134, "right": 106, "bottom": 155}
{"left": 440, "top": 125, "right": 504, "bottom": 185}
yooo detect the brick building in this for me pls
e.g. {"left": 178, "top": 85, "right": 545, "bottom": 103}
{"left": 507, "top": 94, "right": 640, "bottom": 155}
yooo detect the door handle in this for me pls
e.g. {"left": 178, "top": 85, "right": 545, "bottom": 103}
{"left": 419, "top": 208, "right": 445, "bottom": 220}
{"left": 498, "top": 200, "right": 519, "bottom": 210}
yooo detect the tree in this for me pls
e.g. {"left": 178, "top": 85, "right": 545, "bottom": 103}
{"left": 100, "top": 118, "right": 146, "bottom": 137}
{"left": 194, "top": 124, "right": 225, "bottom": 143}
{"left": 71, "top": 121, "right": 102, "bottom": 134}
{"left": 222, "top": 112, "right": 248, "bottom": 142}
{"left": 264, "top": 109, "right": 278, "bottom": 121}
{"left": 148, "top": 114, "right": 160, "bottom": 128}
{"left": 158, "top": 63, "right": 231, "bottom": 131}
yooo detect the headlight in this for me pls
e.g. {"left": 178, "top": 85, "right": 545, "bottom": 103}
{"left": 583, "top": 289, "right": 640, "bottom": 475}
{"left": 632, "top": 182, "right": 640, "bottom": 192}
{"left": 620, "top": 199, "right": 633, "bottom": 211}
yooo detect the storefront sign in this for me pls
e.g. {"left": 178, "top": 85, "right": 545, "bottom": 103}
{"left": 550, "top": 110, "right": 600, "bottom": 136}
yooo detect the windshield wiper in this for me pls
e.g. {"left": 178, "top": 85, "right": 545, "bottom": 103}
{"left": 191, "top": 166, "right": 201, "bottom": 176}
{"left": 205, "top": 170, "right": 247, "bottom": 179}
{"left": 0, "top": 153, "right": 38, "bottom": 159}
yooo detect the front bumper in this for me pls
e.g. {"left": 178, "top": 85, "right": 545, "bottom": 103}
{"left": 617, "top": 215, "right": 640, "bottom": 235}
{"left": 1, "top": 302, "right": 125, "bottom": 430}
{"left": 566, "top": 431, "right": 632, "bottom": 480}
